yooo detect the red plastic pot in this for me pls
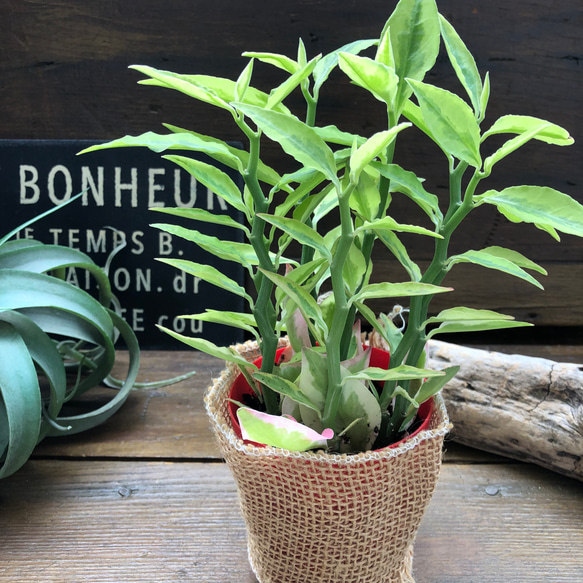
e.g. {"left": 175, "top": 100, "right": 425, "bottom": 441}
{"left": 228, "top": 345, "right": 433, "bottom": 450}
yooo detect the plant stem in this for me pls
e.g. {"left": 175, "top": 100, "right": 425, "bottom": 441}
{"left": 382, "top": 167, "right": 482, "bottom": 439}
{"left": 243, "top": 131, "right": 279, "bottom": 414}
{"left": 321, "top": 183, "right": 355, "bottom": 431}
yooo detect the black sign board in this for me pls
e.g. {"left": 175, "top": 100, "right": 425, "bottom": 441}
{"left": 0, "top": 140, "right": 246, "bottom": 349}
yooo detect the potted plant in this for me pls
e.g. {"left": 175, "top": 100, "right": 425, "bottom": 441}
{"left": 80, "top": 0, "right": 583, "bottom": 580}
{"left": 0, "top": 195, "right": 189, "bottom": 479}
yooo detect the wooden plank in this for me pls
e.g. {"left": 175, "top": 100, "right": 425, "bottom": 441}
{"left": 0, "top": 459, "right": 581, "bottom": 582}
{"left": 368, "top": 261, "right": 583, "bottom": 327}
{"left": 33, "top": 351, "right": 225, "bottom": 459}
{"left": 1, "top": 1, "right": 580, "bottom": 244}
{"left": 34, "top": 346, "right": 583, "bottom": 461}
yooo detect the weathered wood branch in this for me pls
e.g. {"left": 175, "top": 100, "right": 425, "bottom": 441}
{"left": 426, "top": 340, "right": 583, "bottom": 482}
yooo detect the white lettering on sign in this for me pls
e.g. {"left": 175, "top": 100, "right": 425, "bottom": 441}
{"left": 17, "top": 164, "right": 224, "bottom": 210}
{"left": 82, "top": 166, "right": 104, "bottom": 206}
{"left": 20, "top": 165, "right": 41, "bottom": 204}
{"left": 114, "top": 167, "right": 138, "bottom": 208}
{"left": 173, "top": 168, "right": 197, "bottom": 207}
{"left": 148, "top": 168, "right": 166, "bottom": 208}
{"left": 47, "top": 165, "right": 73, "bottom": 205}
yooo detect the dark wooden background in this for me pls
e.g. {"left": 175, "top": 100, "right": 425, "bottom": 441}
{"left": 2, "top": 0, "right": 582, "bottom": 340}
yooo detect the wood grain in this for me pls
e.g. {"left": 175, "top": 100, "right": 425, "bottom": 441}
{"left": 5, "top": 348, "right": 583, "bottom": 582}
{"left": 33, "top": 351, "right": 225, "bottom": 459}
{"left": 427, "top": 341, "right": 583, "bottom": 481}
{"left": 0, "top": 459, "right": 581, "bottom": 583}
{"left": 2, "top": 0, "right": 582, "bottom": 330}
{"left": 369, "top": 260, "right": 583, "bottom": 327}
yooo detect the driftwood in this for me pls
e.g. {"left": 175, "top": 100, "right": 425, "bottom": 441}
{"left": 426, "top": 340, "right": 583, "bottom": 482}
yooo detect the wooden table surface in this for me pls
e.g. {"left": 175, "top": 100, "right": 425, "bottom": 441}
{"left": 1, "top": 346, "right": 582, "bottom": 583}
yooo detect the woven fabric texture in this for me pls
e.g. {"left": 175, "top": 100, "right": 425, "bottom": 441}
{"left": 205, "top": 340, "right": 451, "bottom": 583}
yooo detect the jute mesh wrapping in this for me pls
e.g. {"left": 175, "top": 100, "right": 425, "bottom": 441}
{"left": 205, "top": 340, "right": 451, "bottom": 583}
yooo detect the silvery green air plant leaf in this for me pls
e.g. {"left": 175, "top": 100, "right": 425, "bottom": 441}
{"left": 0, "top": 196, "right": 145, "bottom": 479}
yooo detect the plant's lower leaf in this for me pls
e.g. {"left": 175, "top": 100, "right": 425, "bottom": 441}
{"left": 427, "top": 319, "right": 532, "bottom": 339}
{"left": 351, "top": 281, "right": 452, "bottom": 304}
{"left": 157, "top": 326, "right": 256, "bottom": 370}
{"left": 253, "top": 371, "right": 321, "bottom": 416}
{"left": 237, "top": 407, "right": 333, "bottom": 451}
{"left": 337, "top": 366, "right": 381, "bottom": 451}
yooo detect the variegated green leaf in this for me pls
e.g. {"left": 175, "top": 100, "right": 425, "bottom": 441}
{"left": 351, "top": 281, "right": 451, "bottom": 304}
{"left": 233, "top": 103, "right": 340, "bottom": 188}
{"left": 349, "top": 124, "right": 410, "bottom": 183}
{"left": 446, "top": 249, "right": 544, "bottom": 289}
{"left": 163, "top": 155, "right": 246, "bottom": 215}
{"left": 258, "top": 214, "right": 331, "bottom": 259}
{"left": 157, "top": 257, "right": 251, "bottom": 303}
{"left": 439, "top": 14, "right": 482, "bottom": 117}
{"left": 408, "top": 79, "right": 482, "bottom": 168}
{"left": 157, "top": 327, "right": 256, "bottom": 370}
{"left": 152, "top": 223, "right": 259, "bottom": 270}
{"left": 237, "top": 407, "right": 333, "bottom": 451}
{"left": 152, "top": 207, "right": 248, "bottom": 234}
{"left": 253, "top": 371, "right": 322, "bottom": 417}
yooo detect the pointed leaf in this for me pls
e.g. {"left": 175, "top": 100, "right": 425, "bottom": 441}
{"left": 253, "top": 372, "right": 321, "bottom": 416}
{"left": 152, "top": 206, "right": 248, "bottom": 234}
{"left": 338, "top": 53, "right": 399, "bottom": 106}
{"left": 344, "top": 365, "right": 444, "bottom": 382}
{"left": 376, "top": 230, "right": 422, "bottom": 281}
{"left": 474, "top": 186, "right": 583, "bottom": 239}
{"left": 483, "top": 123, "right": 554, "bottom": 175}
{"left": 152, "top": 223, "right": 258, "bottom": 270}
{"left": 242, "top": 51, "right": 299, "bottom": 74}
{"left": 439, "top": 14, "right": 482, "bottom": 116}
{"left": 357, "top": 216, "right": 442, "bottom": 238}
{"left": 313, "top": 38, "right": 378, "bottom": 94}
{"left": 384, "top": 0, "right": 440, "bottom": 111}
{"left": 482, "top": 115, "right": 574, "bottom": 146}
{"left": 235, "top": 59, "right": 254, "bottom": 102}
{"left": 180, "top": 310, "right": 258, "bottom": 339}
{"left": 79, "top": 131, "right": 244, "bottom": 174}
{"left": 478, "top": 247, "right": 547, "bottom": 275}
{"left": 374, "top": 163, "right": 442, "bottom": 225}
{"left": 258, "top": 214, "right": 331, "bottom": 259}
{"left": 427, "top": 319, "right": 532, "bottom": 339}
{"left": 267, "top": 56, "right": 320, "bottom": 109}
{"left": 157, "top": 326, "right": 257, "bottom": 369}
{"left": 234, "top": 103, "right": 339, "bottom": 188}
{"left": 349, "top": 123, "right": 411, "bottom": 182}
{"left": 162, "top": 155, "right": 246, "bottom": 214}
{"left": 156, "top": 258, "right": 251, "bottom": 302}
{"left": 408, "top": 79, "right": 482, "bottom": 167}
{"left": 425, "top": 307, "right": 516, "bottom": 325}
{"left": 447, "top": 249, "right": 544, "bottom": 289}
{"left": 343, "top": 244, "right": 368, "bottom": 294}
{"left": 351, "top": 281, "right": 452, "bottom": 304}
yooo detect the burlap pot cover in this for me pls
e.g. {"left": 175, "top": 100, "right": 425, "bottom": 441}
{"left": 205, "top": 340, "right": 452, "bottom": 583}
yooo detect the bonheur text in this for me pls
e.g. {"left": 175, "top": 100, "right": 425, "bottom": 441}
{"left": 18, "top": 164, "right": 228, "bottom": 210}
